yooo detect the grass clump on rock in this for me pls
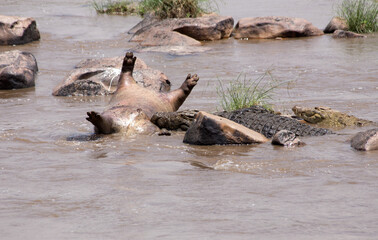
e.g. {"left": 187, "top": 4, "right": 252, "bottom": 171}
{"left": 138, "top": 0, "right": 216, "bottom": 19}
{"left": 92, "top": 0, "right": 217, "bottom": 18}
{"left": 217, "top": 70, "right": 283, "bottom": 112}
{"left": 337, "top": 0, "right": 378, "bottom": 33}
{"left": 92, "top": 0, "right": 139, "bottom": 15}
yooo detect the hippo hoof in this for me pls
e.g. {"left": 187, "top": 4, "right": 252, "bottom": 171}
{"left": 121, "top": 52, "right": 137, "bottom": 73}
{"left": 185, "top": 73, "right": 199, "bottom": 89}
{"left": 86, "top": 111, "right": 101, "bottom": 125}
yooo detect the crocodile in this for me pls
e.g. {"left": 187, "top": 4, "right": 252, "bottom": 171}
{"left": 292, "top": 106, "right": 375, "bottom": 128}
{"left": 151, "top": 106, "right": 333, "bottom": 138}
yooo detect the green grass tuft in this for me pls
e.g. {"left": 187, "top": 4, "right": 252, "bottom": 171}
{"left": 92, "top": 0, "right": 218, "bottom": 18}
{"left": 138, "top": 0, "right": 217, "bottom": 19}
{"left": 92, "top": 0, "right": 139, "bottom": 15}
{"left": 337, "top": 0, "right": 378, "bottom": 33}
{"left": 216, "top": 70, "right": 285, "bottom": 112}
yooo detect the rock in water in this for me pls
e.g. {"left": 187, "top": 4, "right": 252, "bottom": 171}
{"left": 129, "top": 15, "right": 234, "bottom": 54}
{"left": 323, "top": 17, "right": 348, "bottom": 33}
{"left": 0, "top": 50, "right": 38, "bottom": 89}
{"left": 271, "top": 130, "right": 304, "bottom": 147}
{"left": 183, "top": 111, "right": 269, "bottom": 145}
{"left": 0, "top": 15, "right": 40, "bottom": 45}
{"left": 233, "top": 16, "right": 323, "bottom": 39}
{"left": 351, "top": 128, "right": 378, "bottom": 151}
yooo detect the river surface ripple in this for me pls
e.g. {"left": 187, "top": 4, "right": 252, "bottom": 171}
{"left": 0, "top": 0, "right": 377, "bottom": 239}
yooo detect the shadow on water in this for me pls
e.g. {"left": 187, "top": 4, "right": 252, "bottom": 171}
{"left": 66, "top": 133, "right": 102, "bottom": 141}
{"left": 0, "top": 88, "right": 35, "bottom": 99}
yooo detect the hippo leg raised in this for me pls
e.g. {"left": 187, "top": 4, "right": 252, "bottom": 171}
{"left": 86, "top": 111, "right": 114, "bottom": 134}
{"left": 166, "top": 73, "right": 199, "bottom": 111}
{"left": 86, "top": 52, "right": 199, "bottom": 135}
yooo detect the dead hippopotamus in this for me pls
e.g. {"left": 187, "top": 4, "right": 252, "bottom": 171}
{"left": 86, "top": 52, "right": 199, "bottom": 135}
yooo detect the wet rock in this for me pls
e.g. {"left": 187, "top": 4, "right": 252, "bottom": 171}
{"left": 183, "top": 111, "right": 269, "bottom": 145}
{"left": 332, "top": 30, "right": 366, "bottom": 38}
{"left": 0, "top": 15, "right": 40, "bottom": 45}
{"left": 52, "top": 56, "right": 171, "bottom": 96}
{"left": 0, "top": 50, "right": 38, "bottom": 89}
{"left": 151, "top": 110, "right": 199, "bottom": 131}
{"left": 140, "top": 30, "right": 201, "bottom": 47}
{"left": 324, "top": 17, "right": 348, "bottom": 33}
{"left": 130, "top": 15, "right": 234, "bottom": 44}
{"left": 351, "top": 128, "right": 378, "bottom": 151}
{"left": 128, "top": 16, "right": 232, "bottom": 54}
{"left": 271, "top": 130, "right": 304, "bottom": 147}
{"left": 173, "top": 15, "right": 234, "bottom": 41}
{"left": 233, "top": 16, "right": 323, "bottom": 39}
{"left": 75, "top": 56, "right": 148, "bottom": 70}
{"left": 128, "top": 13, "right": 158, "bottom": 34}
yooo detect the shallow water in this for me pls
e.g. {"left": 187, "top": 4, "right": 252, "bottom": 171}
{"left": 1, "top": 0, "right": 377, "bottom": 239}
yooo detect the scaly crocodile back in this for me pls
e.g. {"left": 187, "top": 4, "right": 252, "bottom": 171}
{"left": 215, "top": 106, "right": 333, "bottom": 138}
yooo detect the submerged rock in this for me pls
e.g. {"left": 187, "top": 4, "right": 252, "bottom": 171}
{"left": 324, "top": 17, "right": 348, "bottom": 33}
{"left": 233, "top": 16, "right": 323, "bottom": 39}
{"left": 130, "top": 15, "right": 234, "bottom": 41}
{"left": 52, "top": 56, "right": 171, "bottom": 96}
{"left": 0, "top": 15, "right": 40, "bottom": 45}
{"left": 271, "top": 130, "right": 304, "bottom": 147}
{"left": 0, "top": 50, "right": 38, "bottom": 89}
{"left": 351, "top": 128, "right": 378, "bottom": 151}
{"left": 183, "top": 111, "right": 269, "bottom": 145}
{"left": 332, "top": 30, "right": 366, "bottom": 38}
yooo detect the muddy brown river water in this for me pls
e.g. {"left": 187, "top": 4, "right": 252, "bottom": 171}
{"left": 1, "top": 0, "right": 377, "bottom": 239}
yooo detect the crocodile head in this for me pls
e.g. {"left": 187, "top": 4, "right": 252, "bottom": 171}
{"left": 292, "top": 106, "right": 374, "bottom": 128}
{"left": 292, "top": 106, "right": 327, "bottom": 124}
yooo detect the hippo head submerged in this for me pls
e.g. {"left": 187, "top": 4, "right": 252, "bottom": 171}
{"left": 86, "top": 52, "right": 199, "bottom": 135}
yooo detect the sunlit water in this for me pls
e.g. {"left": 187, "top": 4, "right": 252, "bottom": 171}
{"left": 1, "top": 0, "right": 377, "bottom": 239}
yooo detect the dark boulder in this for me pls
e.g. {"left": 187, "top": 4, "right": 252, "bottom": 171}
{"left": 0, "top": 50, "right": 38, "bottom": 89}
{"left": 351, "top": 128, "right": 378, "bottom": 151}
{"left": 324, "top": 17, "right": 348, "bottom": 33}
{"left": 233, "top": 16, "right": 323, "bottom": 39}
{"left": 0, "top": 15, "right": 40, "bottom": 45}
{"left": 183, "top": 111, "right": 269, "bottom": 145}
